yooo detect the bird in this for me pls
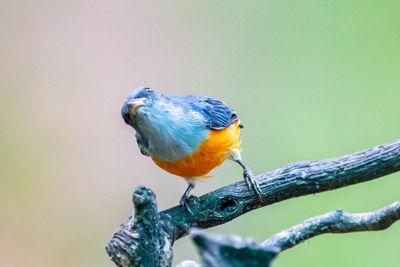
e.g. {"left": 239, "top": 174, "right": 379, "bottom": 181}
{"left": 121, "top": 87, "right": 262, "bottom": 208}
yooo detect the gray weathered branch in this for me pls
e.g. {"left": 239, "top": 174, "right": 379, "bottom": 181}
{"left": 179, "top": 201, "right": 400, "bottom": 266}
{"left": 106, "top": 138, "right": 400, "bottom": 266}
{"left": 262, "top": 200, "right": 400, "bottom": 251}
{"left": 179, "top": 229, "right": 279, "bottom": 267}
{"left": 106, "top": 186, "right": 173, "bottom": 266}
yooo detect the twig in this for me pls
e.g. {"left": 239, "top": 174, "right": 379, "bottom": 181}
{"left": 106, "top": 138, "right": 400, "bottom": 266}
{"left": 262, "top": 200, "right": 400, "bottom": 251}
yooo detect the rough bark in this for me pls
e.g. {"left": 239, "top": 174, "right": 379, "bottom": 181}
{"left": 106, "top": 186, "right": 173, "bottom": 267}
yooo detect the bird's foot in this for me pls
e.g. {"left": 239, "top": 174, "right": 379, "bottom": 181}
{"left": 243, "top": 167, "right": 263, "bottom": 202}
{"left": 179, "top": 195, "right": 197, "bottom": 217}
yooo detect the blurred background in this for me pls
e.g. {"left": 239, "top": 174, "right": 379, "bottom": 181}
{"left": 1, "top": 1, "right": 399, "bottom": 266}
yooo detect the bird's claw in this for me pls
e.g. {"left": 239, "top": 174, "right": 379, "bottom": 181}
{"left": 180, "top": 195, "right": 196, "bottom": 217}
{"left": 243, "top": 168, "right": 263, "bottom": 202}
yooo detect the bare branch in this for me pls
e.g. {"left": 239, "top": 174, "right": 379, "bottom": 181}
{"left": 164, "top": 138, "right": 400, "bottom": 239}
{"left": 106, "top": 138, "right": 400, "bottom": 266}
{"left": 187, "top": 229, "right": 279, "bottom": 267}
{"left": 106, "top": 186, "right": 173, "bottom": 267}
{"left": 262, "top": 200, "right": 400, "bottom": 251}
{"left": 179, "top": 201, "right": 400, "bottom": 266}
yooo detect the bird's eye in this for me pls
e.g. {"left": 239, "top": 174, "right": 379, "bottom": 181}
{"left": 144, "top": 88, "right": 151, "bottom": 92}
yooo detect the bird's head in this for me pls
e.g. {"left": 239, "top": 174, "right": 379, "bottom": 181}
{"left": 121, "top": 87, "right": 161, "bottom": 129}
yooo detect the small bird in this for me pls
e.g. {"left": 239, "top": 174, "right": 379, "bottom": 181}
{"left": 121, "top": 87, "right": 262, "bottom": 207}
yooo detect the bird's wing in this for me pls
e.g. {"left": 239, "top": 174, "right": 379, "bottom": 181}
{"left": 135, "top": 132, "right": 150, "bottom": 156}
{"left": 183, "top": 95, "right": 240, "bottom": 130}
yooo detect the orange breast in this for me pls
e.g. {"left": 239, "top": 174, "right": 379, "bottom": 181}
{"left": 151, "top": 123, "right": 241, "bottom": 178}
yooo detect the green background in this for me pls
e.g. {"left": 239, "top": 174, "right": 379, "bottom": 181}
{"left": 1, "top": 1, "right": 399, "bottom": 266}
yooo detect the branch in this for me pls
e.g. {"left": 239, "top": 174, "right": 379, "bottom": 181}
{"left": 106, "top": 138, "right": 400, "bottom": 266}
{"left": 262, "top": 200, "right": 400, "bottom": 251}
{"left": 106, "top": 186, "right": 173, "bottom": 267}
{"left": 179, "top": 201, "right": 400, "bottom": 266}
{"left": 163, "top": 138, "right": 400, "bottom": 239}
{"left": 179, "top": 229, "right": 279, "bottom": 267}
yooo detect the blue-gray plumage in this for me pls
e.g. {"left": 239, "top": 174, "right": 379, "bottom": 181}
{"left": 121, "top": 87, "right": 238, "bottom": 162}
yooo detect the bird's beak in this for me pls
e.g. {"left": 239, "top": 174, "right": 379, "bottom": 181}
{"left": 127, "top": 97, "right": 146, "bottom": 116}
